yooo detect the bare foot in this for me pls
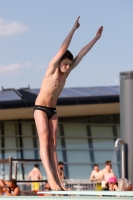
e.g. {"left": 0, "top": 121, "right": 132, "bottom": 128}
{"left": 48, "top": 177, "right": 61, "bottom": 191}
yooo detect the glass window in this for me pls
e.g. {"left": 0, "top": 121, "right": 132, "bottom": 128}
{"left": 64, "top": 124, "right": 87, "bottom": 138}
{"left": 0, "top": 115, "right": 121, "bottom": 180}
{"left": 15, "top": 164, "right": 24, "bottom": 180}
{"left": 59, "top": 116, "right": 88, "bottom": 124}
{"left": 39, "top": 164, "right": 47, "bottom": 179}
{"left": 68, "top": 164, "right": 92, "bottom": 179}
{"left": 21, "top": 122, "right": 33, "bottom": 136}
{"left": 91, "top": 126, "right": 114, "bottom": 138}
{"left": 57, "top": 137, "right": 62, "bottom": 149}
{"left": 3, "top": 164, "right": 10, "bottom": 180}
{"left": 4, "top": 122, "right": 16, "bottom": 136}
{"left": 23, "top": 138, "right": 34, "bottom": 159}
{"left": 5, "top": 137, "right": 16, "bottom": 148}
{"left": 89, "top": 115, "right": 115, "bottom": 124}
{"left": 57, "top": 150, "right": 63, "bottom": 162}
{"left": 94, "top": 150, "right": 118, "bottom": 163}
{"left": 117, "top": 126, "right": 120, "bottom": 136}
{"left": 4, "top": 137, "right": 19, "bottom": 159}
{"left": 93, "top": 139, "right": 115, "bottom": 149}
{"left": 66, "top": 150, "right": 90, "bottom": 163}
{"left": 4, "top": 150, "right": 19, "bottom": 160}
{"left": 0, "top": 164, "right": 5, "bottom": 179}
{"left": 65, "top": 138, "right": 89, "bottom": 149}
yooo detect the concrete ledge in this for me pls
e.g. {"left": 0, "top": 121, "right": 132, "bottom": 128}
{"left": 38, "top": 190, "right": 133, "bottom": 196}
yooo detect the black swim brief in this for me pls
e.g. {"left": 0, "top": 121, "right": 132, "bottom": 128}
{"left": 34, "top": 105, "right": 57, "bottom": 119}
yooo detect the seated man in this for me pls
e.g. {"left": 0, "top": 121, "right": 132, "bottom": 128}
{"left": 0, "top": 179, "right": 20, "bottom": 196}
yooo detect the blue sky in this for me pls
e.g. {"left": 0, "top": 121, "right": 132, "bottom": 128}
{"left": 0, "top": 0, "right": 133, "bottom": 89}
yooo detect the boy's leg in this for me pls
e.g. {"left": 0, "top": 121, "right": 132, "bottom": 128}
{"left": 34, "top": 110, "right": 60, "bottom": 190}
{"left": 48, "top": 114, "right": 67, "bottom": 190}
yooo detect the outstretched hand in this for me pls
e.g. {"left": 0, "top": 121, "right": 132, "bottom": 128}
{"left": 73, "top": 16, "right": 80, "bottom": 30}
{"left": 96, "top": 26, "right": 103, "bottom": 40}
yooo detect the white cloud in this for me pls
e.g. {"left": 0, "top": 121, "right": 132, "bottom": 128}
{"left": 0, "top": 18, "right": 30, "bottom": 37}
{"left": 25, "top": 62, "right": 32, "bottom": 67}
{"left": 0, "top": 62, "right": 32, "bottom": 75}
{"left": 37, "top": 64, "right": 47, "bottom": 69}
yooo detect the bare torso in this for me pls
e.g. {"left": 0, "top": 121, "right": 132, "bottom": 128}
{"left": 103, "top": 172, "right": 115, "bottom": 183}
{"left": 92, "top": 170, "right": 102, "bottom": 180}
{"left": 35, "top": 67, "right": 68, "bottom": 107}
{"left": 28, "top": 168, "right": 42, "bottom": 180}
{"left": 101, "top": 168, "right": 116, "bottom": 183}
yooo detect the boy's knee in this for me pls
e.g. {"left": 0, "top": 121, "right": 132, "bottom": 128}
{"left": 40, "top": 140, "right": 49, "bottom": 148}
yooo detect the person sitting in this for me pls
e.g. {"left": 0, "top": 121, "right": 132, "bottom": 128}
{"left": 42, "top": 181, "right": 52, "bottom": 196}
{"left": 102, "top": 177, "right": 118, "bottom": 191}
{"left": 118, "top": 178, "right": 132, "bottom": 191}
{"left": 0, "top": 179, "right": 20, "bottom": 196}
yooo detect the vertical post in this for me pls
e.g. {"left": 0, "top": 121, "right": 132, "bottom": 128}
{"left": 121, "top": 144, "right": 125, "bottom": 178}
{"left": 9, "top": 156, "right": 12, "bottom": 180}
{"left": 114, "top": 138, "right": 125, "bottom": 178}
{"left": 120, "top": 71, "right": 133, "bottom": 182}
{"left": 14, "top": 162, "right": 18, "bottom": 180}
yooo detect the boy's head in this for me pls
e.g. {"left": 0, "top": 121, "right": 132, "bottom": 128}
{"left": 59, "top": 50, "right": 73, "bottom": 73}
{"left": 105, "top": 160, "right": 112, "bottom": 170}
{"left": 9, "top": 179, "right": 17, "bottom": 189}
{"left": 34, "top": 164, "right": 39, "bottom": 168}
{"left": 58, "top": 161, "right": 64, "bottom": 170}
{"left": 93, "top": 164, "right": 99, "bottom": 172}
{"left": 44, "top": 181, "right": 51, "bottom": 190}
{"left": 60, "top": 50, "right": 73, "bottom": 61}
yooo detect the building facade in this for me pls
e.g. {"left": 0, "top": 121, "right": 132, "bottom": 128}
{"left": 0, "top": 86, "right": 120, "bottom": 180}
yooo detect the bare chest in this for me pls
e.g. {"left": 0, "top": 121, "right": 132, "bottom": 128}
{"left": 45, "top": 73, "right": 66, "bottom": 91}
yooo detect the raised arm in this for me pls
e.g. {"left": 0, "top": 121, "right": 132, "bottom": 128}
{"left": 0, "top": 180, "right": 5, "bottom": 187}
{"left": 70, "top": 26, "right": 103, "bottom": 70}
{"left": 46, "top": 16, "right": 80, "bottom": 74}
{"left": 89, "top": 171, "right": 94, "bottom": 181}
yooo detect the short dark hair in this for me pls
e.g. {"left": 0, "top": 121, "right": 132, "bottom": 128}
{"left": 9, "top": 179, "right": 17, "bottom": 185}
{"left": 93, "top": 164, "right": 99, "bottom": 168}
{"left": 58, "top": 161, "right": 64, "bottom": 166}
{"left": 105, "top": 160, "right": 112, "bottom": 165}
{"left": 34, "top": 164, "right": 39, "bottom": 168}
{"left": 60, "top": 50, "right": 73, "bottom": 61}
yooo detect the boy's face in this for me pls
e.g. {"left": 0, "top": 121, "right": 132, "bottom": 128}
{"left": 94, "top": 166, "right": 99, "bottom": 172}
{"left": 59, "top": 58, "right": 73, "bottom": 73}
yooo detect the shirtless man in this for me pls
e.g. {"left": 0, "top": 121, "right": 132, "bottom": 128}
{"left": 89, "top": 164, "right": 102, "bottom": 182}
{"left": 34, "top": 16, "right": 103, "bottom": 190}
{"left": 27, "top": 164, "right": 42, "bottom": 191}
{"left": 0, "top": 179, "right": 20, "bottom": 196}
{"left": 101, "top": 160, "right": 116, "bottom": 187}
